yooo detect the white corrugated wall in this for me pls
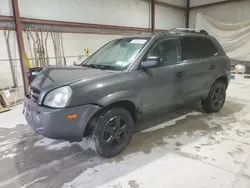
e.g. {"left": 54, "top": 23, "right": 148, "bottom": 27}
{"left": 0, "top": 0, "right": 186, "bottom": 89}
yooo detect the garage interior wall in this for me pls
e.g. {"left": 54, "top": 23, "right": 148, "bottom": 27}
{"left": 189, "top": 0, "right": 250, "bottom": 28}
{"left": 188, "top": 0, "right": 250, "bottom": 65}
{"left": 0, "top": 0, "right": 186, "bottom": 91}
{"left": 155, "top": 0, "right": 185, "bottom": 29}
{"left": 155, "top": 5, "right": 185, "bottom": 30}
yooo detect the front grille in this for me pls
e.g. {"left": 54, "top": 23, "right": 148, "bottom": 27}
{"left": 29, "top": 86, "right": 41, "bottom": 103}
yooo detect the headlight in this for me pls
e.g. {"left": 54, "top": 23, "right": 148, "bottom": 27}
{"left": 43, "top": 86, "right": 73, "bottom": 108}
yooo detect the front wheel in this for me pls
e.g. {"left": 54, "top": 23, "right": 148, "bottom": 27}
{"left": 201, "top": 81, "right": 226, "bottom": 113}
{"left": 89, "top": 107, "right": 134, "bottom": 158}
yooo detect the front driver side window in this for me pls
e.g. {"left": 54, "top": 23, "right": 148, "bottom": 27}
{"left": 147, "top": 38, "right": 178, "bottom": 66}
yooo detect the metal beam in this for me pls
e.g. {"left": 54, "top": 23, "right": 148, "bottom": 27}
{"left": 21, "top": 17, "right": 151, "bottom": 32}
{"left": 190, "top": 0, "right": 243, "bottom": 9}
{"left": 0, "top": 15, "right": 152, "bottom": 32}
{"left": 185, "top": 0, "right": 190, "bottom": 28}
{"left": 12, "top": 0, "right": 29, "bottom": 95}
{"left": 151, "top": 0, "right": 156, "bottom": 32}
{"left": 0, "top": 15, "right": 13, "bottom": 21}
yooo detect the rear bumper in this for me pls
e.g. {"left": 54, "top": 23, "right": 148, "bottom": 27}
{"left": 23, "top": 98, "right": 101, "bottom": 141}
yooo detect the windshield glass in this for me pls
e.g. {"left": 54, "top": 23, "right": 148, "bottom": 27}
{"left": 82, "top": 38, "right": 149, "bottom": 71}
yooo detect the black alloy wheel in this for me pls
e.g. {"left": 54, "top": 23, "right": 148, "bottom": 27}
{"left": 89, "top": 107, "right": 134, "bottom": 158}
{"left": 201, "top": 81, "right": 226, "bottom": 113}
{"left": 211, "top": 86, "right": 225, "bottom": 108}
{"left": 102, "top": 116, "right": 129, "bottom": 149}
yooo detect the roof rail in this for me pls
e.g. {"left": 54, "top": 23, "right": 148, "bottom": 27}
{"left": 170, "top": 28, "right": 209, "bottom": 35}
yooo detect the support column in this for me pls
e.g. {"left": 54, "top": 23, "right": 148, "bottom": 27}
{"left": 12, "top": 0, "right": 29, "bottom": 96}
{"left": 151, "top": 0, "right": 155, "bottom": 32}
{"left": 185, "top": 0, "right": 190, "bottom": 28}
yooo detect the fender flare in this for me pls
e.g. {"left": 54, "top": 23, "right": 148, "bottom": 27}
{"left": 96, "top": 90, "right": 140, "bottom": 108}
{"left": 210, "top": 72, "right": 229, "bottom": 90}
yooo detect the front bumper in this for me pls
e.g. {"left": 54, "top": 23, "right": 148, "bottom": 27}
{"left": 23, "top": 98, "right": 101, "bottom": 141}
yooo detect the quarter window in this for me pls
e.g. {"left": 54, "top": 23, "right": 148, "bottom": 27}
{"left": 181, "top": 37, "right": 218, "bottom": 61}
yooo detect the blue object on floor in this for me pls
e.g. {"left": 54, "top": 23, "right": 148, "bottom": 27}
{"left": 231, "top": 75, "right": 235, "bottom": 79}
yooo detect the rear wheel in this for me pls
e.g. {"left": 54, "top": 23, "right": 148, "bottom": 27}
{"left": 89, "top": 107, "right": 134, "bottom": 158}
{"left": 201, "top": 81, "right": 226, "bottom": 113}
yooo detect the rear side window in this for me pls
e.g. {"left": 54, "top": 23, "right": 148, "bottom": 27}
{"left": 181, "top": 37, "right": 218, "bottom": 61}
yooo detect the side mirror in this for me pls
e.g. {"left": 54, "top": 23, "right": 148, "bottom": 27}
{"left": 73, "top": 61, "right": 79, "bottom": 66}
{"left": 141, "top": 56, "right": 162, "bottom": 70}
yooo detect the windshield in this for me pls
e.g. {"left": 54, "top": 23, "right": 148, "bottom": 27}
{"left": 82, "top": 38, "right": 149, "bottom": 71}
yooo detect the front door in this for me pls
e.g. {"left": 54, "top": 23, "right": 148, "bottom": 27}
{"left": 139, "top": 37, "right": 186, "bottom": 116}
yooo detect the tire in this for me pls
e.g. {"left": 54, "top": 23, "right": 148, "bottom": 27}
{"left": 89, "top": 107, "right": 134, "bottom": 158}
{"left": 201, "top": 81, "right": 226, "bottom": 113}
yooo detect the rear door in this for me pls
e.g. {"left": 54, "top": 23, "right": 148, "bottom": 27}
{"left": 180, "top": 36, "right": 219, "bottom": 102}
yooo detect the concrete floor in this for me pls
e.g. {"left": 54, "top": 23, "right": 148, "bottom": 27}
{"left": 1, "top": 75, "right": 250, "bottom": 188}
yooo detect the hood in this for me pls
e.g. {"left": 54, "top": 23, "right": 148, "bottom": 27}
{"left": 31, "top": 66, "right": 110, "bottom": 93}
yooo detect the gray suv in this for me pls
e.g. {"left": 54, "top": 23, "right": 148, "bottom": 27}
{"left": 23, "top": 29, "right": 230, "bottom": 158}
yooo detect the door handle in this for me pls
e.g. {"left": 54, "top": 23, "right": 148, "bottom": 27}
{"left": 176, "top": 71, "right": 184, "bottom": 78}
{"left": 209, "top": 65, "right": 215, "bottom": 70}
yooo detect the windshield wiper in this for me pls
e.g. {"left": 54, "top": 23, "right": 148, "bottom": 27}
{"left": 82, "top": 64, "right": 106, "bottom": 70}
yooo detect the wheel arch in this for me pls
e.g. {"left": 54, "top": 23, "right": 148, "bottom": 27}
{"left": 83, "top": 99, "right": 140, "bottom": 137}
{"left": 214, "top": 75, "right": 229, "bottom": 88}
